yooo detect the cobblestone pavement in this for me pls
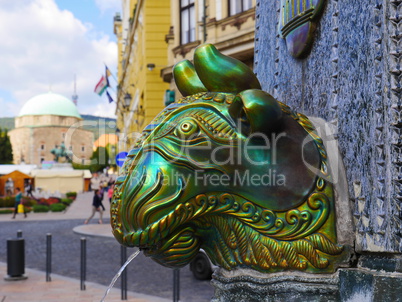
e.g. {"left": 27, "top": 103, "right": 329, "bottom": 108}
{"left": 0, "top": 193, "right": 215, "bottom": 302}
{"left": 0, "top": 261, "right": 170, "bottom": 302}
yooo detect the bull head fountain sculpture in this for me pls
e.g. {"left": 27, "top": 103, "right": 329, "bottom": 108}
{"left": 111, "top": 44, "right": 344, "bottom": 274}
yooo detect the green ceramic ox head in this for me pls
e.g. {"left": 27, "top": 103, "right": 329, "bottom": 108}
{"left": 111, "top": 44, "right": 344, "bottom": 273}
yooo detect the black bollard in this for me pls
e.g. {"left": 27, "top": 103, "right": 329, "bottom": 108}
{"left": 121, "top": 245, "right": 127, "bottom": 300}
{"left": 173, "top": 269, "right": 180, "bottom": 302}
{"left": 5, "top": 235, "right": 27, "bottom": 281}
{"left": 17, "top": 230, "right": 22, "bottom": 238}
{"left": 80, "top": 237, "right": 86, "bottom": 290}
{"left": 46, "top": 233, "right": 52, "bottom": 282}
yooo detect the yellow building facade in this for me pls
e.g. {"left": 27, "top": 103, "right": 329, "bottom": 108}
{"left": 114, "top": 0, "right": 171, "bottom": 152}
{"left": 162, "top": 0, "right": 257, "bottom": 95}
{"left": 114, "top": 1, "right": 256, "bottom": 152}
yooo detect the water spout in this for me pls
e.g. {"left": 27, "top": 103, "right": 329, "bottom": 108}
{"left": 100, "top": 249, "right": 140, "bottom": 302}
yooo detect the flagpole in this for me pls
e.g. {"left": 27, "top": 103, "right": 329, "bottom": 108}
{"left": 101, "top": 64, "right": 132, "bottom": 113}
{"left": 107, "top": 86, "right": 116, "bottom": 93}
{"left": 104, "top": 63, "right": 119, "bottom": 83}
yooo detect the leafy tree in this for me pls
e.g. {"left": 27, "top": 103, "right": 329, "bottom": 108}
{"left": 0, "top": 128, "right": 13, "bottom": 164}
{"left": 71, "top": 162, "right": 91, "bottom": 170}
{"left": 89, "top": 146, "right": 109, "bottom": 173}
{"left": 105, "top": 143, "right": 117, "bottom": 170}
{"left": 72, "top": 144, "right": 117, "bottom": 172}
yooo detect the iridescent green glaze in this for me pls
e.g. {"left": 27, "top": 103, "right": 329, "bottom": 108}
{"left": 111, "top": 44, "right": 344, "bottom": 273}
{"left": 230, "top": 90, "right": 283, "bottom": 135}
{"left": 192, "top": 44, "right": 261, "bottom": 93}
{"left": 173, "top": 60, "right": 207, "bottom": 97}
{"left": 279, "top": 0, "right": 326, "bottom": 58}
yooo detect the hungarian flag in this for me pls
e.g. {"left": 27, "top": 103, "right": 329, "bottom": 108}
{"left": 94, "top": 75, "right": 108, "bottom": 96}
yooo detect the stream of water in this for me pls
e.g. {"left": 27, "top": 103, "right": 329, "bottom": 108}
{"left": 100, "top": 249, "right": 141, "bottom": 302}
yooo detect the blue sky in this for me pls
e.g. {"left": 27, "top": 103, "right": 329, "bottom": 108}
{"left": 56, "top": 0, "right": 118, "bottom": 41}
{"left": 0, "top": 0, "right": 121, "bottom": 118}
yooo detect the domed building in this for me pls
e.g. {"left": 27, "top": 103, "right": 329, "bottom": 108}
{"left": 9, "top": 92, "right": 94, "bottom": 165}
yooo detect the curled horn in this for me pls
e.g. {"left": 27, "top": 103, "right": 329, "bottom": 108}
{"left": 173, "top": 60, "right": 207, "bottom": 97}
{"left": 193, "top": 44, "right": 261, "bottom": 93}
{"left": 229, "top": 89, "right": 283, "bottom": 135}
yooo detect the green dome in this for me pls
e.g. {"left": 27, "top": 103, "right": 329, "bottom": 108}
{"left": 19, "top": 92, "right": 81, "bottom": 118}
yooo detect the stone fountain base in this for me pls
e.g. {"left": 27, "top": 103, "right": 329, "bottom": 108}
{"left": 211, "top": 256, "right": 402, "bottom": 302}
{"left": 211, "top": 268, "right": 340, "bottom": 302}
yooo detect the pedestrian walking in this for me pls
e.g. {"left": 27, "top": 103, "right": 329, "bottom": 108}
{"left": 25, "top": 179, "right": 36, "bottom": 199}
{"left": 12, "top": 187, "right": 27, "bottom": 219}
{"left": 90, "top": 172, "right": 101, "bottom": 191}
{"left": 84, "top": 189, "right": 103, "bottom": 224}
{"left": 108, "top": 184, "right": 114, "bottom": 203}
{"left": 100, "top": 182, "right": 107, "bottom": 210}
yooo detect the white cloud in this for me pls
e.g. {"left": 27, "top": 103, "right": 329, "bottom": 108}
{"left": 94, "top": 0, "right": 121, "bottom": 14}
{"left": 0, "top": 96, "right": 16, "bottom": 117}
{"left": 92, "top": 102, "right": 117, "bottom": 117}
{"left": 0, "top": 0, "right": 118, "bottom": 118}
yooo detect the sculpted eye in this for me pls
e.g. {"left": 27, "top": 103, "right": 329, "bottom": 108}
{"left": 181, "top": 122, "right": 192, "bottom": 132}
{"left": 177, "top": 120, "right": 198, "bottom": 136}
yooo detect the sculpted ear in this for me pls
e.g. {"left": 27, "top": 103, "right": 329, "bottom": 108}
{"left": 229, "top": 89, "right": 283, "bottom": 135}
{"left": 173, "top": 60, "right": 208, "bottom": 97}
